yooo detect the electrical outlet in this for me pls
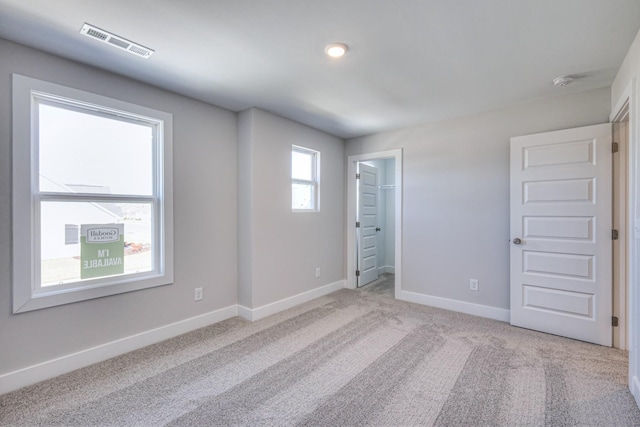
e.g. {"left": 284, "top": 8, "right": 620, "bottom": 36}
{"left": 315, "top": 267, "right": 321, "bottom": 278}
{"left": 470, "top": 279, "right": 479, "bottom": 291}
{"left": 194, "top": 287, "right": 203, "bottom": 301}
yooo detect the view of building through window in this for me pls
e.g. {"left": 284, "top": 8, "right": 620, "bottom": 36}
{"left": 38, "top": 103, "right": 154, "bottom": 286}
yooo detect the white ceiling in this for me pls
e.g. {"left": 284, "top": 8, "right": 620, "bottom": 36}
{"left": 1, "top": 0, "right": 639, "bottom": 138}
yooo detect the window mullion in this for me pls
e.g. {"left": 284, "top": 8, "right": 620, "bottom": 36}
{"left": 292, "top": 178, "right": 315, "bottom": 187}
{"left": 37, "top": 193, "right": 155, "bottom": 203}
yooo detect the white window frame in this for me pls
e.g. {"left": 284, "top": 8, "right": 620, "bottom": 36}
{"left": 291, "top": 145, "right": 320, "bottom": 212}
{"left": 12, "top": 74, "right": 174, "bottom": 313}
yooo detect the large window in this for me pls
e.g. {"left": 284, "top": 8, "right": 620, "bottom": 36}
{"left": 292, "top": 145, "right": 320, "bottom": 211}
{"left": 12, "top": 74, "right": 173, "bottom": 313}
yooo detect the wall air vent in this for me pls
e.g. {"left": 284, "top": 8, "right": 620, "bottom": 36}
{"left": 80, "top": 23, "right": 154, "bottom": 59}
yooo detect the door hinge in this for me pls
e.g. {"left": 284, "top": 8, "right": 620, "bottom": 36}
{"left": 356, "top": 221, "right": 360, "bottom": 228}
{"left": 356, "top": 173, "right": 360, "bottom": 179}
{"left": 612, "top": 229, "right": 619, "bottom": 240}
{"left": 356, "top": 270, "right": 360, "bottom": 277}
{"left": 613, "top": 142, "right": 619, "bottom": 153}
{"left": 612, "top": 316, "right": 619, "bottom": 327}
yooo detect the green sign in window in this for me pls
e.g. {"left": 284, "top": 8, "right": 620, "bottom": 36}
{"left": 80, "top": 224, "right": 124, "bottom": 279}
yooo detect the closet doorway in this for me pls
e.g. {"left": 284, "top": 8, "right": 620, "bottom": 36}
{"left": 346, "top": 149, "right": 402, "bottom": 297}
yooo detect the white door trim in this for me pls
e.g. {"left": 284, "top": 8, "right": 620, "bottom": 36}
{"left": 612, "top": 106, "right": 629, "bottom": 350}
{"left": 612, "top": 77, "right": 640, "bottom": 407}
{"left": 347, "top": 149, "right": 402, "bottom": 297}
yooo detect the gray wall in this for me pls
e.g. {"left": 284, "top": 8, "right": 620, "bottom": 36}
{"left": 346, "top": 88, "right": 611, "bottom": 310}
{"left": 0, "top": 39, "right": 238, "bottom": 375}
{"left": 238, "top": 108, "right": 345, "bottom": 309}
{"left": 612, "top": 28, "right": 640, "bottom": 109}
{"left": 384, "top": 159, "right": 395, "bottom": 270}
{"left": 237, "top": 109, "right": 255, "bottom": 308}
{"left": 0, "top": 33, "right": 616, "bottom": 383}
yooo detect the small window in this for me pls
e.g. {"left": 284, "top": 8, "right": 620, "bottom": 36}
{"left": 12, "top": 74, "right": 173, "bottom": 313}
{"left": 292, "top": 145, "right": 320, "bottom": 211}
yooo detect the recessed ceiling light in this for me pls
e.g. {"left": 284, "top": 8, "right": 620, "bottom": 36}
{"left": 325, "top": 43, "right": 348, "bottom": 58}
{"left": 552, "top": 75, "right": 575, "bottom": 87}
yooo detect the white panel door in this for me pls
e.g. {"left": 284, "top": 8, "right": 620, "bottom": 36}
{"left": 510, "top": 123, "right": 612, "bottom": 346}
{"left": 357, "top": 163, "right": 379, "bottom": 287}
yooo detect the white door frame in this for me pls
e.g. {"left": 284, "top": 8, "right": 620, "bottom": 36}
{"left": 347, "top": 149, "right": 402, "bottom": 296}
{"left": 612, "top": 78, "right": 640, "bottom": 406}
{"left": 612, "top": 100, "right": 629, "bottom": 350}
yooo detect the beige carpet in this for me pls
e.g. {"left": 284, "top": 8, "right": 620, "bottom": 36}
{"left": 358, "top": 273, "right": 395, "bottom": 298}
{"left": 1, "top": 288, "right": 639, "bottom": 426}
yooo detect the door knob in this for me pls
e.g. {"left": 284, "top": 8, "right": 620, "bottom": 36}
{"left": 376, "top": 227, "right": 381, "bottom": 232}
{"left": 512, "top": 238, "right": 522, "bottom": 245}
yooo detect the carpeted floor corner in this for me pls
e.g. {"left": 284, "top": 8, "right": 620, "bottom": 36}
{"left": 1, "top": 286, "right": 639, "bottom": 426}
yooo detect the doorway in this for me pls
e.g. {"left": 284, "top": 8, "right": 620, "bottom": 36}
{"left": 347, "top": 149, "right": 402, "bottom": 297}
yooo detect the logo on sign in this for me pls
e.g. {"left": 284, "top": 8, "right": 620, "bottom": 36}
{"left": 86, "top": 227, "right": 120, "bottom": 243}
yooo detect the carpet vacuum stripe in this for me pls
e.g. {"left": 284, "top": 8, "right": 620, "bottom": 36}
{"left": 1, "top": 288, "right": 640, "bottom": 426}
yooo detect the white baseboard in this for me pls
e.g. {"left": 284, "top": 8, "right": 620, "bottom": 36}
{"left": 1, "top": 282, "right": 509, "bottom": 396}
{"left": 0, "top": 282, "right": 348, "bottom": 396}
{"left": 0, "top": 305, "right": 238, "bottom": 396}
{"left": 238, "top": 280, "right": 346, "bottom": 322}
{"left": 397, "top": 290, "right": 510, "bottom": 323}
{"left": 377, "top": 266, "right": 395, "bottom": 275}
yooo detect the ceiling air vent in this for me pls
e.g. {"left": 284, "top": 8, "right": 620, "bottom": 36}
{"left": 80, "top": 23, "right": 154, "bottom": 59}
